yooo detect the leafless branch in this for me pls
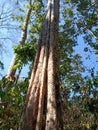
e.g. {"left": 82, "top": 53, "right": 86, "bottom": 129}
{"left": 0, "top": 101, "right": 9, "bottom": 105}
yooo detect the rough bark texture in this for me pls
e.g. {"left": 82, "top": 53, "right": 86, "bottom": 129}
{"left": 19, "top": 0, "right": 63, "bottom": 130}
{"left": 7, "top": 0, "right": 32, "bottom": 77}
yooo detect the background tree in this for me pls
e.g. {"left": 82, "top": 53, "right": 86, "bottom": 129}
{"left": 7, "top": 0, "right": 33, "bottom": 80}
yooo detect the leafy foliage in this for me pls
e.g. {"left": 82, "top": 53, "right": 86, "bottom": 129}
{"left": 13, "top": 43, "right": 37, "bottom": 66}
{"left": 0, "top": 78, "right": 28, "bottom": 129}
{"left": 0, "top": 61, "right": 4, "bottom": 70}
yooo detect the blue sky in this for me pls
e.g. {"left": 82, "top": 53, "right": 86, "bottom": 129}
{"left": 0, "top": 0, "right": 29, "bottom": 78}
{"left": 74, "top": 35, "right": 98, "bottom": 78}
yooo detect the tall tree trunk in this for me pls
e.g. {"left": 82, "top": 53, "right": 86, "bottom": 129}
{"left": 7, "top": 0, "right": 32, "bottom": 78}
{"left": 19, "top": 0, "right": 63, "bottom": 130}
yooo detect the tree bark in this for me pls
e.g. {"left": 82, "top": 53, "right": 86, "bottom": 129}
{"left": 7, "top": 0, "right": 32, "bottom": 78}
{"left": 19, "top": 0, "right": 63, "bottom": 130}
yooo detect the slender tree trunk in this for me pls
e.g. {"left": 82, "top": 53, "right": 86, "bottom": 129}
{"left": 7, "top": 0, "right": 32, "bottom": 78}
{"left": 19, "top": 0, "right": 63, "bottom": 130}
